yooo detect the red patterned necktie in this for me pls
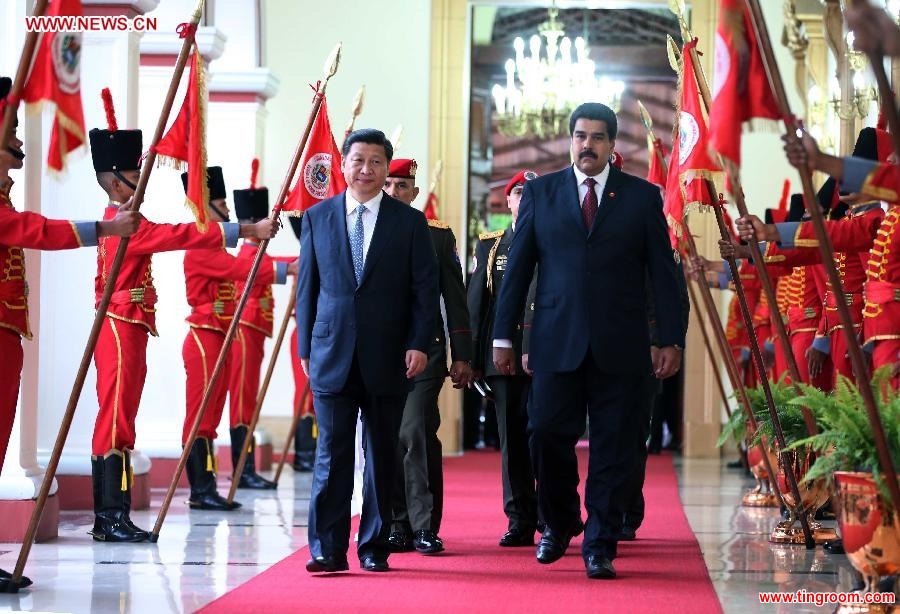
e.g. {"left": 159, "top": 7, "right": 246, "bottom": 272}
{"left": 582, "top": 177, "right": 598, "bottom": 230}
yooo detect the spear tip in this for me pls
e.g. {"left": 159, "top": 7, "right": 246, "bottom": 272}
{"left": 324, "top": 42, "right": 342, "bottom": 78}
{"left": 637, "top": 100, "right": 653, "bottom": 133}
{"left": 351, "top": 85, "right": 365, "bottom": 117}
{"left": 666, "top": 35, "right": 682, "bottom": 73}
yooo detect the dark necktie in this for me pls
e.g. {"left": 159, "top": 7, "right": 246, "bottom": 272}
{"left": 582, "top": 177, "right": 598, "bottom": 230}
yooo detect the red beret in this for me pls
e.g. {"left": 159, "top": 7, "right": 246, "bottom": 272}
{"left": 388, "top": 158, "right": 417, "bottom": 179}
{"left": 505, "top": 169, "right": 538, "bottom": 196}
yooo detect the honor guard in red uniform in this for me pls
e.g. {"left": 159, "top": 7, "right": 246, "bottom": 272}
{"left": 745, "top": 128, "right": 893, "bottom": 380}
{"left": 0, "top": 76, "right": 140, "bottom": 591}
{"left": 382, "top": 159, "right": 473, "bottom": 554}
{"left": 286, "top": 215, "right": 317, "bottom": 473}
{"left": 181, "top": 167, "right": 289, "bottom": 508}
{"left": 88, "top": 105, "right": 278, "bottom": 542}
{"left": 468, "top": 170, "right": 540, "bottom": 548}
{"left": 226, "top": 178, "right": 291, "bottom": 489}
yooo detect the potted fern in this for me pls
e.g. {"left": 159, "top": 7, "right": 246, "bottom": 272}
{"left": 717, "top": 378, "right": 794, "bottom": 508}
{"left": 744, "top": 380, "right": 832, "bottom": 544}
{"left": 788, "top": 369, "right": 900, "bottom": 592}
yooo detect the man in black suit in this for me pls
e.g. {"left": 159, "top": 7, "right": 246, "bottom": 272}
{"left": 383, "top": 158, "right": 473, "bottom": 555}
{"left": 469, "top": 170, "right": 539, "bottom": 547}
{"left": 296, "top": 129, "right": 439, "bottom": 573}
{"left": 493, "top": 103, "right": 685, "bottom": 580}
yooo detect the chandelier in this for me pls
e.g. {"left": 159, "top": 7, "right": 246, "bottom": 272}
{"left": 491, "top": 5, "right": 625, "bottom": 139}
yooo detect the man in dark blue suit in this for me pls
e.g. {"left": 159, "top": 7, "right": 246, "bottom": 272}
{"left": 296, "top": 129, "right": 439, "bottom": 573}
{"left": 493, "top": 103, "right": 685, "bottom": 580}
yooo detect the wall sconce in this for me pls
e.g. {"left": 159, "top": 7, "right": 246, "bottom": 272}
{"left": 827, "top": 32, "right": 877, "bottom": 120}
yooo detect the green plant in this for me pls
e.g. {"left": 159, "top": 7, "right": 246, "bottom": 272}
{"left": 787, "top": 368, "right": 900, "bottom": 500}
{"left": 716, "top": 376, "right": 798, "bottom": 449}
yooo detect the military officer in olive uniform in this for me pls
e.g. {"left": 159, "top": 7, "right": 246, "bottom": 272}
{"left": 383, "top": 158, "right": 474, "bottom": 554}
{"left": 468, "top": 170, "right": 539, "bottom": 547}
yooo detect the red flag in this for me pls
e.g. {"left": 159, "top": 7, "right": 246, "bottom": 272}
{"left": 153, "top": 46, "right": 210, "bottom": 231}
{"left": 282, "top": 95, "right": 346, "bottom": 214}
{"left": 423, "top": 191, "right": 438, "bottom": 220}
{"left": 21, "top": 0, "right": 86, "bottom": 173}
{"left": 646, "top": 137, "right": 667, "bottom": 188}
{"left": 707, "top": 0, "right": 780, "bottom": 167}
{"left": 664, "top": 39, "right": 721, "bottom": 249}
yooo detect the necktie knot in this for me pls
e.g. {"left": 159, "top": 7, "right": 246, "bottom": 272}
{"left": 584, "top": 177, "right": 597, "bottom": 189}
{"left": 356, "top": 204, "right": 367, "bottom": 217}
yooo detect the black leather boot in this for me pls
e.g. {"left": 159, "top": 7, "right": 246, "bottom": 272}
{"left": 230, "top": 426, "right": 275, "bottom": 490}
{"left": 89, "top": 452, "right": 150, "bottom": 542}
{"left": 186, "top": 437, "right": 241, "bottom": 511}
{"left": 292, "top": 415, "right": 316, "bottom": 472}
{"left": 121, "top": 450, "right": 148, "bottom": 533}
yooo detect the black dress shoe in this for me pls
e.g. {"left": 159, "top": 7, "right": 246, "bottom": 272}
{"left": 499, "top": 527, "right": 536, "bottom": 547}
{"left": 236, "top": 471, "right": 277, "bottom": 490}
{"left": 618, "top": 526, "right": 637, "bottom": 541}
{"left": 413, "top": 529, "right": 444, "bottom": 554}
{"left": 360, "top": 555, "right": 389, "bottom": 572}
{"left": 585, "top": 555, "right": 616, "bottom": 579}
{"left": 189, "top": 491, "right": 242, "bottom": 511}
{"left": 305, "top": 556, "right": 349, "bottom": 573}
{"left": 823, "top": 539, "right": 845, "bottom": 554}
{"left": 388, "top": 531, "right": 414, "bottom": 552}
{"left": 536, "top": 529, "right": 573, "bottom": 564}
{"left": 0, "top": 567, "right": 32, "bottom": 591}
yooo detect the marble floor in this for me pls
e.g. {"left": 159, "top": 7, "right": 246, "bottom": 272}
{"left": 0, "top": 456, "right": 862, "bottom": 614}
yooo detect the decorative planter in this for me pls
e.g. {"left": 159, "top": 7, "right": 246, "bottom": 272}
{"left": 770, "top": 448, "right": 837, "bottom": 545}
{"left": 743, "top": 442, "right": 780, "bottom": 508}
{"left": 834, "top": 472, "right": 900, "bottom": 604}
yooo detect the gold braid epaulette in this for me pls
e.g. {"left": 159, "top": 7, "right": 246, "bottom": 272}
{"left": 479, "top": 229, "right": 504, "bottom": 241}
{"left": 427, "top": 219, "right": 450, "bottom": 229}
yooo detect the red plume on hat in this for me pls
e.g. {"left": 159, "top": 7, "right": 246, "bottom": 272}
{"left": 250, "top": 157, "right": 259, "bottom": 189}
{"left": 101, "top": 88, "right": 118, "bottom": 132}
{"left": 768, "top": 178, "right": 790, "bottom": 224}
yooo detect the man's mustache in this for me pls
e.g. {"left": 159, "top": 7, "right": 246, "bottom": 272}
{"left": 7, "top": 146, "right": 24, "bottom": 161}
{"left": 579, "top": 150, "right": 598, "bottom": 159}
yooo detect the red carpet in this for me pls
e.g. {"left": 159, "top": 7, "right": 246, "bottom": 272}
{"left": 201, "top": 450, "right": 721, "bottom": 613}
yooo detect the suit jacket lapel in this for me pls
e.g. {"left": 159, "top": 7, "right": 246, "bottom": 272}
{"left": 562, "top": 167, "right": 584, "bottom": 231}
{"left": 591, "top": 165, "right": 625, "bottom": 235}
{"left": 330, "top": 194, "right": 356, "bottom": 285}
{"left": 359, "top": 194, "right": 400, "bottom": 286}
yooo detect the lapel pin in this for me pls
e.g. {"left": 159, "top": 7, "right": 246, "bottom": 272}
{"left": 608, "top": 192, "right": 615, "bottom": 198}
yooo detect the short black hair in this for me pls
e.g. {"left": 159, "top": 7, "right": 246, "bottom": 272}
{"left": 569, "top": 103, "right": 618, "bottom": 139}
{"left": 342, "top": 128, "right": 394, "bottom": 161}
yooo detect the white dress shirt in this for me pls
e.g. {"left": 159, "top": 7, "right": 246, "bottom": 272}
{"left": 573, "top": 161, "right": 610, "bottom": 208}
{"left": 492, "top": 162, "right": 611, "bottom": 350}
{"left": 345, "top": 190, "right": 383, "bottom": 264}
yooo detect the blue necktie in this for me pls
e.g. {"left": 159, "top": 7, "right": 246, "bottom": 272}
{"left": 351, "top": 204, "right": 366, "bottom": 284}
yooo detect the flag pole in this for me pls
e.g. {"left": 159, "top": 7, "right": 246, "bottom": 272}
{"left": 0, "top": 0, "right": 49, "bottom": 153}
{"left": 5, "top": 1, "right": 206, "bottom": 590}
{"left": 150, "top": 42, "right": 343, "bottom": 541}
{"left": 639, "top": 100, "right": 780, "bottom": 498}
{"left": 743, "top": 0, "right": 900, "bottom": 514}
{"left": 273, "top": 383, "right": 311, "bottom": 485}
{"left": 637, "top": 101, "right": 734, "bottom": 419}
{"left": 225, "top": 277, "right": 298, "bottom": 503}
{"left": 667, "top": 25, "right": 815, "bottom": 545}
